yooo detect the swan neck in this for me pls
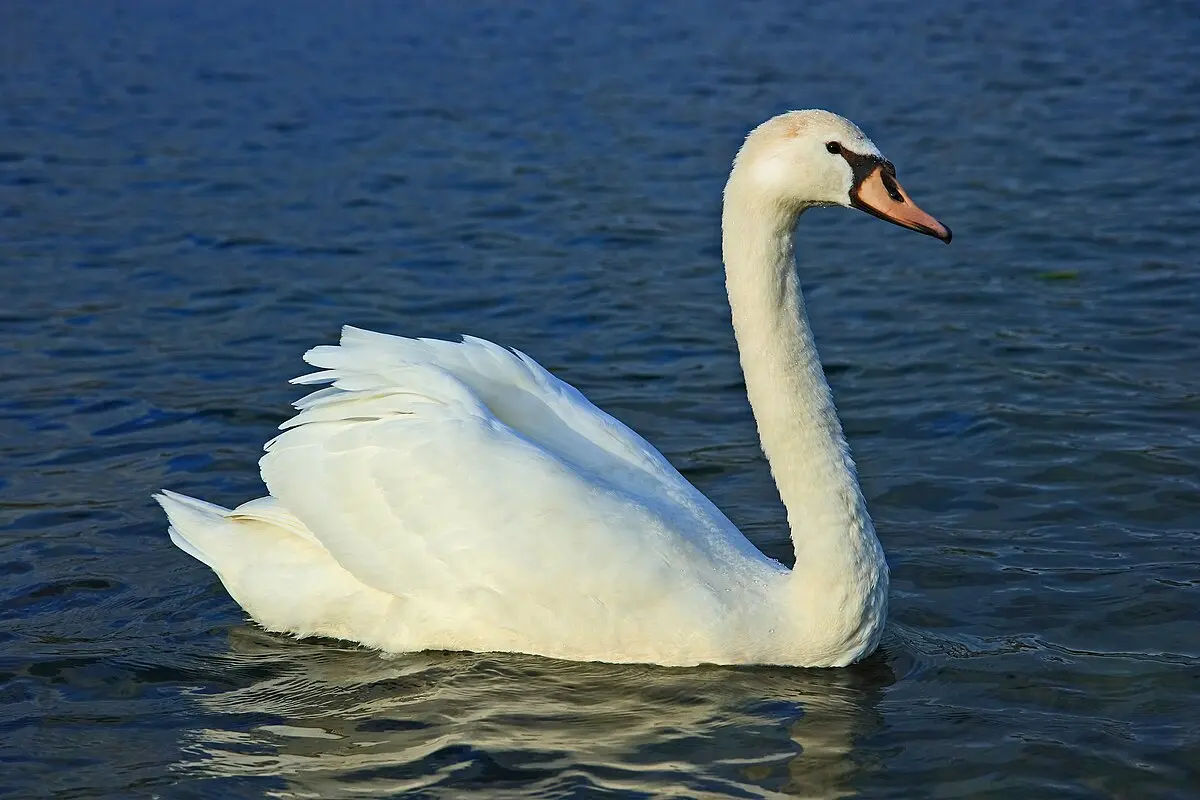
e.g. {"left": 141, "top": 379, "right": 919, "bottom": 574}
{"left": 720, "top": 174, "right": 879, "bottom": 572}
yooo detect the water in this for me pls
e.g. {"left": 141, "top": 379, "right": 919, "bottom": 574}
{"left": 2, "top": 0, "right": 1198, "bottom": 796}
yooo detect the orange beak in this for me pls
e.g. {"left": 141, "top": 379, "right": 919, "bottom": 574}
{"left": 851, "top": 164, "right": 952, "bottom": 243}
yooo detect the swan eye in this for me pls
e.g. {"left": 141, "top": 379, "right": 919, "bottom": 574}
{"left": 825, "top": 142, "right": 841, "bottom": 154}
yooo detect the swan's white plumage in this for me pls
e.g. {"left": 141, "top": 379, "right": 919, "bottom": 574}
{"left": 157, "top": 110, "right": 950, "bottom": 667}
{"left": 284, "top": 330, "right": 788, "bottom": 657}
{"left": 160, "top": 328, "right": 789, "bottom": 665}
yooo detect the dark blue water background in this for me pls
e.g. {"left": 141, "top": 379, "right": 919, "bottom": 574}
{"left": 2, "top": 1, "right": 1199, "bottom": 797}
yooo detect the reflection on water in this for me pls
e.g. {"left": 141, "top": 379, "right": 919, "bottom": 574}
{"left": 182, "top": 629, "right": 889, "bottom": 798}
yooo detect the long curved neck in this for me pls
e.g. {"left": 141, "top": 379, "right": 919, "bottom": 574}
{"left": 721, "top": 172, "right": 880, "bottom": 579}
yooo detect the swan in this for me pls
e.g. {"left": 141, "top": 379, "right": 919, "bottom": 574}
{"left": 156, "top": 110, "right": 950, "bottom": 668}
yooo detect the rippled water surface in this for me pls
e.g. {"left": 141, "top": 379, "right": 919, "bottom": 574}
{"left": 3, "top": 1, "right": 1199, "bottom": 797}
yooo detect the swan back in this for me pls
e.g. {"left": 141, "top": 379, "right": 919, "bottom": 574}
{"left": 246, "top": 327, "right": 790, "bottom": 664}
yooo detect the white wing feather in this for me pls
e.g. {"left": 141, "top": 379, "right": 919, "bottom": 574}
{"left": 256, "top": 327, "right": 782, "bottom": 660}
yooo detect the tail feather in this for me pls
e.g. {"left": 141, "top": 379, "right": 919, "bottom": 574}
{"left": 154, "top": 490, "right": 232, "bottom": 571}
{"left": 154, "top": 489, "right": 404, "bottom": 649}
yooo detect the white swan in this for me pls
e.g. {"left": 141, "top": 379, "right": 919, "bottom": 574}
{"left": 157, "top": 110, "right": 950, "bottom": 668}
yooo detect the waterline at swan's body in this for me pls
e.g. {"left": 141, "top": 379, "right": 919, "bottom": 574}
{"left": 157, "top": 109, "right": 950, "bottom": 667}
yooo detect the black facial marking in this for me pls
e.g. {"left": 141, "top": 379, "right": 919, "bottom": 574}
{"left": 837, "top": 149, "right": 884, "bottom": 189}
{"left": 839, "top": 150, "right": 906, "bottom": 218}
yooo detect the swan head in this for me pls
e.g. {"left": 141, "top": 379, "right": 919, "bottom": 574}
{"left": 730, "top": 109, "right": 951, "bottom": 243}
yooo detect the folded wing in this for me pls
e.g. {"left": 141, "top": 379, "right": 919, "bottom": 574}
{"left": 258, "top": 328, "right": 778, "bottom": 655}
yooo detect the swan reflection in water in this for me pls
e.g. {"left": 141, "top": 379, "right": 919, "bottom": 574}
{"left": 177, "top": 627, "right": 894, "bottom": 798}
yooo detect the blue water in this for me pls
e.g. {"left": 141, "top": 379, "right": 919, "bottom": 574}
{"left": 2, "top": 1, "right": 1199, "bottom": 797}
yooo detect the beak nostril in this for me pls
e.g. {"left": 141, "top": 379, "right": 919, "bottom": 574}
{"left": 881, "top": 172, "right": 904, "bottom": 203}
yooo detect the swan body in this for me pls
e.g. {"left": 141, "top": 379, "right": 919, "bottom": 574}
{"left": 158, "top": 110, "right": 950, "bottom": 667}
